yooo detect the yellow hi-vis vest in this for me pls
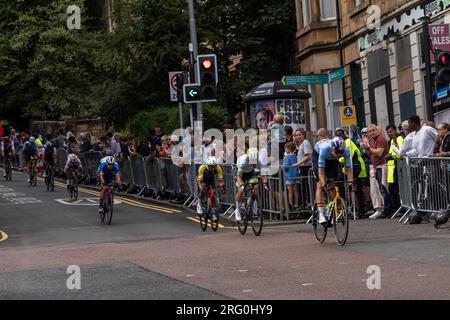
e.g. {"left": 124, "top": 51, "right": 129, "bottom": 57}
{"left": 387, "top": 135, "right": 404, "bottom": 184}
{"left": 341, "top": 138, "right": 367, "bottom": 179}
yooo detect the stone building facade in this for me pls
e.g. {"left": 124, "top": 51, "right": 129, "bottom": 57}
{"left": 295, "top": 0, "right": 450, "bottom": 132}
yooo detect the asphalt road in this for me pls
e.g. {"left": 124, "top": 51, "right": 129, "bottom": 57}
{"left": 1, "top": 171, "right": 450, "bottom": 299}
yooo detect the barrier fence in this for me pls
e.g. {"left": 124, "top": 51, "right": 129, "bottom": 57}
{"left": 1, "top": 147, "right": 449, "bottom": 224}
{"left": 393, "top": 157, "right": 450, "bottom": 223}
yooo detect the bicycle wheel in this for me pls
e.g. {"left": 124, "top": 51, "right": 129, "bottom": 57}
{"left": 237, "top": 206, "right": 248, "bottom": 235}
{"left": 100, "top": 201, "right": 106, "bottom": 223}
{"left": 333, "top": 197, "right": 349, "bottom": 246}
{"left": 74, "top": 185, "right": 78, "bottom": 201}
{"left": 50, "top": 172, "right": 55, "bottom": 191}
{"left": 211, "top": 211, "right": 219, "bottom": 232}
{"left": 250, "top": 197, "right": 263, "bottom": 236}
{"left": 105, "top": 192, "right": 113, "bottom": 225}
{"left": 45, "top": 175, "right": 50, "bottom": 191}
{"left": 33, "top": 168, "right": 37, "bottom": 186}
{"left": 312, "top": 204, "right": 328, "bottom": 243}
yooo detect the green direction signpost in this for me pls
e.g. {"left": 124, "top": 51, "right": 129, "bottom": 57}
{"left": 329, "top": 67, "right": 346, "bottom": 82}
{"left": 281, "top": 67, "right": 345, "bottom": 85}
{"left": 281, "top": 67, "right": 347, "bottom": 132}
{"left": 281, "top": 74, "right": 329, "bottom": 85}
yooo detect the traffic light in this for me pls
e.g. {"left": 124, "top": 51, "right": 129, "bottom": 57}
{"left": 176, "top": 72, "right": 189, "bottom": 103}
{"left": 435, "top": 50, "right": 450, "bottom": 83}
{"left": 197, "top": 54, "right": 218, "bottom": 102}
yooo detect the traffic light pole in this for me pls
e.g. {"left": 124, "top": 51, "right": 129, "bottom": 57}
{"left": 188, "top": 0, "right": 203, "bottom": 123}
{"left": 422, "top": 16, "right": 434, "bottom": 121}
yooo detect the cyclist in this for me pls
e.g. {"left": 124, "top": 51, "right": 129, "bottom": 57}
{"left": 43, "top": 141, "right": 56, "bottom": 178}
{"left": 23, "top": 137, "right": 39, "bottom": 183}
{"left": 1, "top": 136, "right": 15, "bottom": 178}
{"left": 64, "top": 154, "right": 83, "bottom": 190}
{"left": 196, "top": 156, "right": 225, "bottom": 223}
{"left": 234, "top": 148, "right": 269, "bottom": 222}
{"left": 313, "top": 129, "right": 354, "bottom": 225}
{"left": 98, "top": 156, "right": 122, "bottom": 215}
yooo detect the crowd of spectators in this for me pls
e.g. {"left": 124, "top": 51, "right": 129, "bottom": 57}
{"left": 1, "top": 113, "right": 449, "bottom": 220}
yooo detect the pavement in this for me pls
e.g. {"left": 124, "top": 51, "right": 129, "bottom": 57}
{"left": 1, "top": 171, "right": 450, "bottom": 299}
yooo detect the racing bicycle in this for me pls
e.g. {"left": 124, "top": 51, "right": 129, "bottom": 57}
{"left": 199, "top": 186, "right": 220, "bottom": 232}
{"left": 312, "top": 182, "right": 349, "bottom": 246}
{"left": 237, "top": 183, "right": 263, "bottom": 236}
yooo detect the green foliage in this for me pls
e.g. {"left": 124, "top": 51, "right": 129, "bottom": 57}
{"left": 128, "top": 104, "right": 227, "bottom": 142}
{"left": 0, "top": 0, "right": 296, "bottom": 130}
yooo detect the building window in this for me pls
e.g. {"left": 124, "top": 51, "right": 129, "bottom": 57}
{"left": 320, "top": 0, "right": 336, "bottom": 21}
{"left": 302, "top": 0, "right": 311, "bottom": 27}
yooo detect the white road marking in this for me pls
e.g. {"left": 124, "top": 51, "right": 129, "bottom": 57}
{"left": 417, "top": 274, "right": 427, "bottom": 277}
{"left": 55, "top": 198, "right": 122, "bottom": 206}
{"left": 302, "top": 283, "right": 313, "bottom": 286}
{"left": 185, "top": 274, "right": 195, "bottom": 277}
{"left": 242, "top": 290, "right": 254, "bottom": 293}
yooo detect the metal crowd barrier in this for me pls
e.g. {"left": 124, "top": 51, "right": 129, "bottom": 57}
{"left": 391, "top": 158, "right": 413, "bottom": 222}
{"left": 144, "top": 158, "right": 164, "bottom": 198}
{"left": 159, "top": 157, "right": 181, "bottom": 195}
{"left": 129, "top": 156, "right": 148, "bottom": 197}
{"left": 220, "top": 164, "right": 237, "bottom": 218}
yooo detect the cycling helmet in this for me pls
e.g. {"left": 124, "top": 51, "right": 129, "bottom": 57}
{"left": 3, "top": 136, "right": 9, "bottom": 141}
{"left": 207, "top": 156, "right": 219, "bottom": 166}
{"left": 434, "top": 209, "right": 450, "bottom": 227}
{"left": 105, "top": 156, "right": 116, "bottom": 165}
{"left": 45, "top": 141, "right": 53, "bottom": 148}
{"left": 331, "top": 137, "right": 344, "bottom": 151}
{"left": 29, "top": 137, "right": 36, "bottom": 143}
{"left": 70, "top": 154, "right": 78, "bottom": 163}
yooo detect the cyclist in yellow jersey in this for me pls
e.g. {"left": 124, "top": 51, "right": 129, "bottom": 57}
{"left": 197, "top": 157, "right": 224, "bottom": 222}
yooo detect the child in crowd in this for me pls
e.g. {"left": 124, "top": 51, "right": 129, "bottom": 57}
{"left": 283, "top": 142, "right": 300, "bottom": 211}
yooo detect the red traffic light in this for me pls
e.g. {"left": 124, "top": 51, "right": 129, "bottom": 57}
{"left": 441, "top": 54, "right": 447, "bottom": 65}
{"left": 202, "top": 59, "right": 213, "bottom": 70}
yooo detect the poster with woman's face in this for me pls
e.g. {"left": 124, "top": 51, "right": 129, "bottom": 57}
{"left": 250, "top": 100, "right": 275, "bottom": 131}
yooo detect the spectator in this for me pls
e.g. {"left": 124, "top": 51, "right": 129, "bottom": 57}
{"left": 336, "top": 128, "right": 371, "bottom": 217}
{"left": 80, "top": 133, "right": 92, "bottom": 153}
{"left": 433, "top": 122, "right": 450, "bottom": 157}
{"left": 292, "top": 128, "right": 312, "bottom": 210}
{"left": 55, "top": 128, "right": 66, "bottom": 149}
{"left": 168, "top": 135, "right": 179, "bottom": 157}
{"left": 360, "top": 124, "right": 390, "bottom": 219}
{"left": 67, "top": 135, "right": 80, "bottom": 154}
{"left": 400, "top": 115, "right": 437, "bottom": 157}
{"left": 283, "top": 142, "right": 300, "bottom": 212}
{"left": 151, "top": 125, "right": 164, "bottom": 151}
{"left": 119, "top": 137, "right": 130, "bottom": 159}
{"left": 386, "top": 124, "right": 404, "bottom": 212}
{"left": 128, "top": 137, "right": 138, "bottom": 157}
{"left": 110, "top": 132, "right": 122, "bottom": 156}
{"left": 285, "top": 126, "right": 293, "bottom": 144}
{"left": 138, "top": 139, "right": 153, "bottom": 160}
{"left": 268, "top": 114, "right": 286, "bottom": 160}
{"left": 399, "top": 120, "right": 414, "bottom": 157}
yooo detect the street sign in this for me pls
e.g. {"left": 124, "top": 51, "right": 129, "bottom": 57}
{"left": 329, "top": 67, "right": 346, "bottom": 82}
{"left": 169, "top": 71, "right": 182, "bottom": 102}
{"left": 183, "top": 84, "right": 202, "bottom": 104}
{"left": 433, "top": 86, "right": 449, "bottom": 100}
{"left": 340, "top": 105, "right": 357, "bottom": 127}
{"left": 281, "top": 74, "right": 329, "bottom": 85}
{"left": 429, "top": 24, "right": 450, "bottom": 63}
{"left": 282, "top": 67, "right": 346, "bottom": 86}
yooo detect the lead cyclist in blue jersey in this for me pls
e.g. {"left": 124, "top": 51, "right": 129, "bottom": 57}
{"left": 313, "top": 129, "right": 354, "bottom": 225}
{"left": 98, "top": 156, "right": 122, "bottom": 215}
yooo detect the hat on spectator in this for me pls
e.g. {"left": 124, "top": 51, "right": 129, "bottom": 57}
{"left": 170, "top": 135, "right": 179, "bottom": 142}
{"left": 361, "top": 127, "right": 368, "bottom": 133}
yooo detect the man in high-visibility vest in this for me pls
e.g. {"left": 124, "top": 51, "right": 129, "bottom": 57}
{"left": 385, "top": 125, "right": 403, "bottom": 212}
{"left": 335, "top": 128, "right": 371, "bottom": 217}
